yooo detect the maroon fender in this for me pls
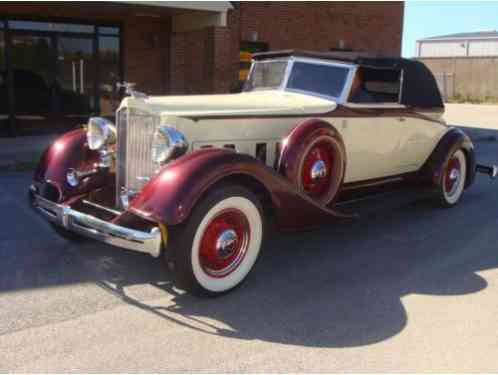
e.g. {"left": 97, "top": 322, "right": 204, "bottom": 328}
{"left": 33, "top": 128, "right": 112, "bottom": 201}
{"left": 129, "top": 148, "right": 355, "bottom": 229}
{"left": 278, "top": 118, "right": 346, "bottom": 180}
{"left": 418, "top": 127, "right": 476, "bottom": 190}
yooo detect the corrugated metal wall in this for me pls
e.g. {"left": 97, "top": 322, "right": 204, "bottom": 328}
{"left": 468, "top": 40, "right": 498, "bottom": 56}
{"left": 417, "top": 39, "right": 498, "bottom": 57}
{"left": 418, "top": 41, "right": 467, "bottom": 57}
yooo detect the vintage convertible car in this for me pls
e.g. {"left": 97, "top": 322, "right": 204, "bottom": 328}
{"left": 29, "top": 50, "right": 497, "bottom": 296}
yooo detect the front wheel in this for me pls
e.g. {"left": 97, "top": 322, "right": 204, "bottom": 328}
{"left": 436, "top": 149, "right": 467, "bottom": 207}
{"left": 169, "top": 185, "right": 264, "bottom": 296}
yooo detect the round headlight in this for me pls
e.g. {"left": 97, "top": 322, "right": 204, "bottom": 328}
{"left": 86, "top": 117, "right": 116, "bottom": 150}
{"left": 151, "top": 126, "right": 188, "bottom": 165}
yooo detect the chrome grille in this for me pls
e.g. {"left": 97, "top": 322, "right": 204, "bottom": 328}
{"left": 116, "top": 107, "right": 159, "bottom": 206}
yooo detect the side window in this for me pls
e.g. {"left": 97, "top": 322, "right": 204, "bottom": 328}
{"left": 349, "top": 67, "right": 402, "bottom": 104}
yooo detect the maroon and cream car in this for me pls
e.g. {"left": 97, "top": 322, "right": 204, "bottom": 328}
{"left": 30, "top": 50, "right": 497, "bottom": 296}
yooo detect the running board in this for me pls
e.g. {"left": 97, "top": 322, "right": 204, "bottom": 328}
{"left": 476, "top": 164, "right": 498, "bottom": 179}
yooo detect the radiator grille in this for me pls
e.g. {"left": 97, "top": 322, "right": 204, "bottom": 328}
{"left": 116, "top": 107, "right": 159, "bottom": 206}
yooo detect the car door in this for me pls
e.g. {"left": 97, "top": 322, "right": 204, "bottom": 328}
{"left": 336, "top": 104, "right": 404, "bottom": 183}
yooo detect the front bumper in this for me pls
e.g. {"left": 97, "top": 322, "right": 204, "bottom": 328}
{"left": 31, "top": 192, "right": 162, "bottom": 258}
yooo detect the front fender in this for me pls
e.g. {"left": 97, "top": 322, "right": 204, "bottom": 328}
{"left": 129, "top": 148, "right": 354, "bottom": 229}
{"left": 419, "top": 127, "right": 476, "bottom": 190}
{"left": 33, "top": 128, "right": 111, "bottom": 201}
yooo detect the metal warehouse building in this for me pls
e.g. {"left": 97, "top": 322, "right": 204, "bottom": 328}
{"left": 416, "top": 30, "right": 498, "bottom": 58}
{"left": 416, "top": 31, "right": 498, "bottom": 101}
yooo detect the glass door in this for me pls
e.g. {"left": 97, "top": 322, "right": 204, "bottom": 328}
{"left": 1, "top": 19, "right": 122, "bottom": 136}
{"left": 9, "top": 33, "right": 55, "bottom": 134}
{"left": 55, "top": 36, "right": 95, "bottom": 124}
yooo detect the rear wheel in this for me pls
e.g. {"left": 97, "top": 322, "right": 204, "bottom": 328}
{"left": 436, "top": 149, "right": 467, "bottom": 207}
{"left": 169, "top": 185, "right": 264, "bottom": 296}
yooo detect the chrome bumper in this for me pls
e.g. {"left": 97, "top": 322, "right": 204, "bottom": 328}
{"left": 32, "top": 193, "right": 162, "bottom": 257}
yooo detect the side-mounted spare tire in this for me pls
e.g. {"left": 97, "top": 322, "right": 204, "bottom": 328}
{"left": 279, "top": 121, "right": 345, "bottom": 206}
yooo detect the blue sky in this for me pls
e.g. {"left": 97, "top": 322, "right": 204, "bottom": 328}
{"left": 402, "top": 1, "right": 498, "bottom": 57}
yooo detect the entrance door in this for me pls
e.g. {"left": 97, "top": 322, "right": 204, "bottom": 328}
{"left": 8, "top": 32, "right": 96, "bottom": 135}
{"left": 2, "top": 20, "right": 121, "bottom": 137}
{"left": 8, "top": 33, "right": 54, "bottom": 134}
{"left": 55, "top": 36, "right": 95, "bottom": 127}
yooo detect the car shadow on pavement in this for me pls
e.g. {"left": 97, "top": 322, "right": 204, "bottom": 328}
{"left": 87, "top": 186, "right": 496, "bottom": 349}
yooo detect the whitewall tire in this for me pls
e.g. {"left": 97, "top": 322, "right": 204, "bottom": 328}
{"left": 438, "top": 149, "right": 467, "bottom": 207}
{"left": 169, "top": 185, "right": 264, "bottom": 296}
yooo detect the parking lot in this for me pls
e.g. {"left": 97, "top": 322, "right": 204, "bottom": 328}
{"left": 1, "top": 141, "right": 498, "bottom": 372}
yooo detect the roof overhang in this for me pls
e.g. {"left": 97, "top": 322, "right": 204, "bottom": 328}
{"left": 111, "top": 1, "right": 233, "bottom": 12}
{"left": 111, "top": 1, "right": 233, "bottom": 31}
{"left": 417, "top": 36, "right": 498, "bottom": 42}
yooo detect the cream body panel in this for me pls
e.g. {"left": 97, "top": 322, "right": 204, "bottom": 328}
{"left": 395, "top": 114, "right": 448, "bottom": 172}
{"left": 126, "top": 90, "right": 337, "bottom": 117}
{"left": 175, "top": 115, "right": 399, "bottom": 183}
{"left": 330, "top": 116, "right": 403, "bottom": 182}
{"left": 120, "top": 92, "right": 449, "bottom": 185}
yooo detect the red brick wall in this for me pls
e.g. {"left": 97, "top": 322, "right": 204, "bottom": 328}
{"left": 170, "top": 26, "right": 237, "bottom": 95}
{"left": 237, "top": 2, "right": 404, "bottom": 56}
{"left": 169, "top": 2, "right": 404, "bottom": 95}
{"left": 170, "top": 29, "right": 211, "bottom": 94}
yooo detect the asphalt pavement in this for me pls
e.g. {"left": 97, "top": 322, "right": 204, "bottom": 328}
{"left": 1, "top": 141, "right": 498, "bottom": 372}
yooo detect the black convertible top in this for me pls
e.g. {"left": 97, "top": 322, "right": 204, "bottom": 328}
{"left": 252, "top": 50, "right": 444, "bottom": 109}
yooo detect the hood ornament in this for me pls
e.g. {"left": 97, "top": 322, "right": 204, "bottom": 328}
{"left": 116, "top": 82, "right": 148, "bottom": 99}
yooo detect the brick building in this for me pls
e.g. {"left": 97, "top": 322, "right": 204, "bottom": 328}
{"left": 0, "top": 1, "right": 404, "bottom": 137}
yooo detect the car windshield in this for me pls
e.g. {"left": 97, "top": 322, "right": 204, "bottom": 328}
{"left": 286, "top": 62, "right": 349, "bottom": 99}
{"left": 244, "top": 59, "right": 350, "bottom": 99}
{"left": 244, "top": 60, "right": 288, "bottom": 91}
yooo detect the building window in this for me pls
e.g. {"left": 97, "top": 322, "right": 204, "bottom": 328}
{"left": 0, "top": 18, "right": 122, "bottom": 136}
{"left": 98, "top": 35, "right": 120, "bottom": 116}
{"left": 8, "top": 20, "right": 95, "bottom": 34}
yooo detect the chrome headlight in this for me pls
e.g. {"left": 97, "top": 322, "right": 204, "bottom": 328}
{"left": 86, "top": 117, "right": 116, "bottom": 150}
{"left": 151, "top": 126, "right": 188, "bottom": 165}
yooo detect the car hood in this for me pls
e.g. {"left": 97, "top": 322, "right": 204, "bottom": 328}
{"left": 121, "top": 90, "right": 336, "bottom": 118}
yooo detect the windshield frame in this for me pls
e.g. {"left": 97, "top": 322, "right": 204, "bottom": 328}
{"left": 243, "top": 58, "right": 291, "bottom": 92}
{"left": 244, "top": 56, "right": 356, "bottom": 103}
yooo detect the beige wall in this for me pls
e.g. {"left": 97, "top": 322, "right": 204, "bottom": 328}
{"left": 419, "top": 57, "right": 498, "bottom": 101}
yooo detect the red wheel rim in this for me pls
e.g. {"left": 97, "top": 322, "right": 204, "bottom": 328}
{"left": 444, "top": 157, "right": 461, "bottom": 195}
{"left": 199, "top": 208, "right": 251, "bottom": 278}
{"left": 301, "top": 141, "right": 333, "bottom": 197}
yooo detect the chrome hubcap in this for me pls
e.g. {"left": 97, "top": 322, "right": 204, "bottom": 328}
{"left": 216, "top": 229, "right": 238, "bottom": 258}
{"left": 449, "top": 168, "right": 460, "bottom": 181}
{"left": 310, "top": 160, "right": 327, "bottom": 182}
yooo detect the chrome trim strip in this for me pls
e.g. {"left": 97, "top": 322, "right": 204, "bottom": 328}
{"left": 82, "top": 200, "right": 123, "bottom": 216}
{"left": 33, "top": 195, "right": 162, "bottom": 257}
